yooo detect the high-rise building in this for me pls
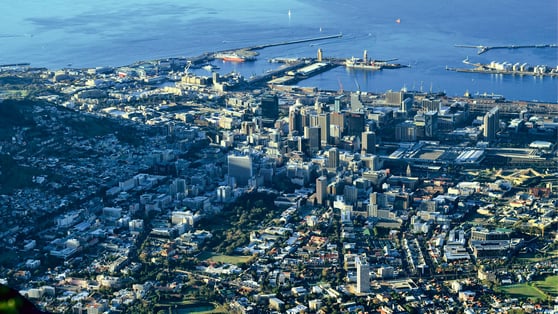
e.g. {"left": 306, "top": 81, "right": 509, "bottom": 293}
{"left": 395, "top": 121, "right": 417, "bottom": 142}
{"left": 228, "top": 154, "right": 253, "bottom": 187}
{"left": 351, "top": 92, "right": 364, "bottom": 111}
{"left": 327, "top": 147, "right": 339, "bottom": 169}
{"left": 345, "top": 112, "right": 365, "bottom": 137}
{"left": 334, "top": 95, "right": 346, "bottom": 112}
{"left": 318, "top": 113, "right": 331, "bottom": 145}
{"left": 343, "top": 185, "right": 358, "bottom": 205}
{"left": 385, "top": 90, "right": 404, "bottom": 105}
{"left": 356, "top": 256, "right": 370, "bottom": 293}
{"left": 422, "top": 98, "right": 440, "bottom": 112}
{"left": 288, "top": 104, "right": 302, "bottom": 135}
{"left": 317, "top": 48, "right": 323, "bottom": 62}
{"left": 424, "top": 111, "right": 438, "bottom": 138}
{"left": 483, "top": 107, "right": 500, "bottom": 141}
{"left": 316, "top": 176, "right": 328, "bottom": 205}
{"left": 361, "top": 131, "right": 376, "bottom": 154}
{"left": 304, "top": 126, "right": 321, "bottom": 154}
{"left": 261, "top": 94, "right": 279, "bottom": 121}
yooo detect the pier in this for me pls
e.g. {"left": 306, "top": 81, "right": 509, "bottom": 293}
{"left": 246, "top": 33, "right": 343, "bottom": 51}
{"left": 454, "top": 43, "right": 557, "bottom": 55}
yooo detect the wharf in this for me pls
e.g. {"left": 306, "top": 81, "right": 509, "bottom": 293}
{"left": 445, "top": 66, "right": 558, "bottom": 77}
{"left": 186, "top": 33, "right": 343, "bottom": 65}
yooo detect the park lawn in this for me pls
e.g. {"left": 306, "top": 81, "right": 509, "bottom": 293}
{"left": 199, "top": 252, "right": 253, "bottom": 265}
{"left": 498, "top": 284, "right": 547, "bottom": 301}
{"left": 534, "top": 275, "right": 558, "bottom": 297}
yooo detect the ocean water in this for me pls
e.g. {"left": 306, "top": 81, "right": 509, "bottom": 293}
{"left": 2, "top": 0, "right": 557, "bottom": 102}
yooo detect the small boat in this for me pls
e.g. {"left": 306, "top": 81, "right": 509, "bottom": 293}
{"left": 202, "top": 64, "right": 220, "bottom": 71}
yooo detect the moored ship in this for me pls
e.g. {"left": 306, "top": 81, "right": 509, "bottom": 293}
{"left": 214, "top": 51, "right": 256, "bottom": 62}
{"left": 345, "top": 50, "right": 406, "bottom": 70}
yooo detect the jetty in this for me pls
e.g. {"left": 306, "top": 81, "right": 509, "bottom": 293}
{"left": 454, "top": 43, "right": 557, "bottom": 55}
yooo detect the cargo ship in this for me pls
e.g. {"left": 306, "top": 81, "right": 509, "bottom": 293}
{"left": 214, "top": 52, "right": 256, "bottom": 62}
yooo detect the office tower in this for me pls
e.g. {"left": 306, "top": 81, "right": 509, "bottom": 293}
{"left": 401, "top": 98, "right": 413, "bottom": 114}
{"left": 356, "top": 256, "right": 370, "bottom": 293}
{"left": 424, "top": 111, "right": 438, "bottom": 138}
{"left": 330, "top": 111, "right": 346, "bottom": 135}
{"left": 297, "top": 137, "right": 310, "bottom": 156}
{"left": 368, "top": 191, "right": 378, "bottom": 217}
{"left": 300, "top": 107, "right": 311, "bottom": 129}
{"left": 343, "top": 185, "right": 358, "bottom": 205}
{"left": 385, "top": 90, "right": 404, "bottom": 105}
{"left": 261, "top": 94, "right": 279, "bottom": 121}
{"left": 327, "top": 147, "right": 339, "bottom": 169}
{"left": 228, "top": 154, "right": 253, "bottom": 187}
{"left": 304, "top": 126, "right": 321, "bottom": 154}
{"left": 483, "top": 106, "right": 500, "bottom": 141}
{"left": 318, "top": 113, "right": 330, "bottom": 145}
{"left": 288, "top": 104, "right": 302, "bottom": 135}
{"left": 361, "top": 131, "right": 376, "bottom": 154}
{"left": 422, "top": 98, "right": 441, "bottom": 112}
{"left": 316, "top": 176, "right": 328, "bottom": 205}
{"left": 345, "top": 112, "right": 365, "bottom": 137}
{"left": 240, "top": 121, "right": 257, "bottom": 135}
{"left": 317, "top": 48, "right": 323, "bottom": 62}
{"left": 308, "top": 113, "right": 319, "bottom": 128}
{"left": 395, "top": 121, "right": 417, "bottom": 142}
{"left": 351, "top": 92, "right": 364, "bottom": 111}
{"left": 334, "top": 94, "right": 346, "bottom": 112}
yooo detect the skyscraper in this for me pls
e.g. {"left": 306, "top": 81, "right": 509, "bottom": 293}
{"left": 483, "top": 107, "right": 500, "bottom": 141}
{"left": 361, "top": 131, "right": 376, "bottom": 154}
{"left": 304, "top": 126, "right": 321, "bottom": 154}
{"left": 228, "top": 154, "right": 253, "bottom": 187}
{"left": 327, "top": 147, "right": 339, "bottom": 169}
{"left": 316, "top": 176, "right": 328, "bottom": 205}
{"left": 356, "top": 256, "right": 370, "bottom": 293}
{"left": 424, "top": 111, "right": 438, "bottom": 138}
{"left": 318, "top": 113, "right": 330, "bottom": 145}
{"left": 288, "top": 104, "right": 302, "bottom": 135}
{"left": 343, "top": 185, "right": 358, "bottom": 205}
{"left": 261, "top": 94, "right": 279, "bottom": 122}
{"left": 345, "top": 112, "right": 365, "bottom": 137}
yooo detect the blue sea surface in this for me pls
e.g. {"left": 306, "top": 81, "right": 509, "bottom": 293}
{"left": 1, "top": 0, "right": 557, "bottom": 102}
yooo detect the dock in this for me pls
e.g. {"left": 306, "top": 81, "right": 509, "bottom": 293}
{"left": 454, "top": 43, "right": 557, "bottom": 55}
{"left": 445, "top": 66, "right": 558, "bottom": 77}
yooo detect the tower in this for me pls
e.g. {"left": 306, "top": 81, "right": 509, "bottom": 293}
{"left": 327, "top": 147, "right": 339, "bottom": 169}
{"left": 483, "top": 106, "right": 499, "bottom": 141}
{"left": 304, "top": 126, "right": 321, "bottom": 154}
{"left": 361, "top": 131, "right": 376, "bottom": 154}
{"left": 316, "top": 176, "right": 328, "bottom": 205}
{"left": 228, "top": 154, "right": 253, "bottom": 187}
{"left": 289, "top": 104, "right": 302, "bottom": 135}
{"left": 317, "top": 48, "right": 323, "bottom": 62}
{"left": 261, "top": 94, "right": 279, "bottom": 123}
{"left": 343, "top": 185, "right": 358, "bottom": 205}
{"left": 356, "top": 256, "right": 370, "bottom": 293}
{"left": 424, "top": 111, "right": 438, "bottom": 138}
{"left": 318, "top": 113, "right": 330, "bottom": 146}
